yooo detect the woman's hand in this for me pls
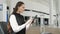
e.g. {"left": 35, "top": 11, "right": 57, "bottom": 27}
{"left": 29, "top": 17, "right": 33, "bottom": 24}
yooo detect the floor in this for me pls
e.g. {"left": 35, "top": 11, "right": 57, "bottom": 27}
{"left": 26, "top": 26, "right": 60, "bottom": 34}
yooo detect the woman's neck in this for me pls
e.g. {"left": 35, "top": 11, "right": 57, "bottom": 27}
{"left": 16, "top": 11, "right": 20, "bottom": 14}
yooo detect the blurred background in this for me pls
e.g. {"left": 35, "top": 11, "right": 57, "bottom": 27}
{"left": 0, "top": 0, "right": 60, "bottom": 34}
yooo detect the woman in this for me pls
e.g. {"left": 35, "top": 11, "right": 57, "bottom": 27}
{"left": 9, "top": 1, "right": 33, "bottom": 34}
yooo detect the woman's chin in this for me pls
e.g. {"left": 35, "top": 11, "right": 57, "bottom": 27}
{"left": 20, "top": 11, "right": 24, "bottom": 13}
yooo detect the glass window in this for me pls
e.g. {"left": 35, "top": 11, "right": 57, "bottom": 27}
{"left": 43, "top": 18, "right": 49, "bottom": 25}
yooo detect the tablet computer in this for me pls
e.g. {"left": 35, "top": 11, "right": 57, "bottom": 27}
{"left": 32, "top": 15, "right": 37, "bottom": 23}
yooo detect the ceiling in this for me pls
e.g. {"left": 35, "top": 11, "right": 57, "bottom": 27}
{"left": 31, "top": 0, "right": 49, "bottom": 2}
{"left": 30, "top": 0, "right": 49, "bottom": 6}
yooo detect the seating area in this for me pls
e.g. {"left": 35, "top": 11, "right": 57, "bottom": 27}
{"left": 0, "top": 22, "right": 8, "bottom": 34}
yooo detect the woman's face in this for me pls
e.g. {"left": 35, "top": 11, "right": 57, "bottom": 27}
{"left": 18, "top": 4, "right": 25, "bottom": 13}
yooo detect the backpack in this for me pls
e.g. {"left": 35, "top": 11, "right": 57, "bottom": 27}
{"left": 7, "top": 21, "right": 12, "bottom": 34}
{"left": 7, "top": 14, "right": 13, "bottom": 34}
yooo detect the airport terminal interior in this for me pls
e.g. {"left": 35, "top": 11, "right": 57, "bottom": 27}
{"left": 0, "top": 0, "right": 60, "bottom": 34}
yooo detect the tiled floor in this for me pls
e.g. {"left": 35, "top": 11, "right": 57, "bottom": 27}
{"left": 26, "top": 26, "right": 60, "bottom": 34}
{"left": 26, "top": 26, "right": 40, "bottom": 34}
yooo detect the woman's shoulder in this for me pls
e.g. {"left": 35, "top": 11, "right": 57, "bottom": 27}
{"left": 9, "top": 14, "right": 16, "bottom": 18}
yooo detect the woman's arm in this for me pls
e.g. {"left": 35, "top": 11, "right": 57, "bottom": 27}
{"left": 9, "top": 15, "right": 33, "bottom": 33}
{"left": 26, "top": 21, "right": 32, "bottom": 30}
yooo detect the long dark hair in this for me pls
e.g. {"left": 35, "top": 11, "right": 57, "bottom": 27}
{"left": 12, "top": 1, "right": 24, "bottom": 14}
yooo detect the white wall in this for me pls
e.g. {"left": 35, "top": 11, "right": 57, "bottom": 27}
{"left": 56, "top": 0, "right": 60, "bottom": 28}
{"left": 2, "top": 3, "right": 7, "bottom": 22}
{"left": 0, "top": 0, "right": 3, "bottom": 22}
{"left": 0, "top": 0, "right": 7, "bottom": 22}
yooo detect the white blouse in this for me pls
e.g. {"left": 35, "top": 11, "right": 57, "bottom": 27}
{"left": 9, "top": 14, "right": 32, "bottom": 33}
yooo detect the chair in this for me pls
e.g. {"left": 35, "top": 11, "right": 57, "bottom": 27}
{"left": 0, "top": 22, "right": 8, "bottom": 34}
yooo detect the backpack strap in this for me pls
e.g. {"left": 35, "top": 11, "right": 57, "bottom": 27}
{"left": 7, "top": 14, "right": 14, "bottom": 34}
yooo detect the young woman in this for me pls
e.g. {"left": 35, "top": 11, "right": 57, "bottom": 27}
{"left": 9, "top": 1, "right": 33, "bottom": 34}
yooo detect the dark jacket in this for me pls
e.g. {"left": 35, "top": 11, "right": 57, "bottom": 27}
{"left": 12, "top": 13, "right": 26, "bottom": 34}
